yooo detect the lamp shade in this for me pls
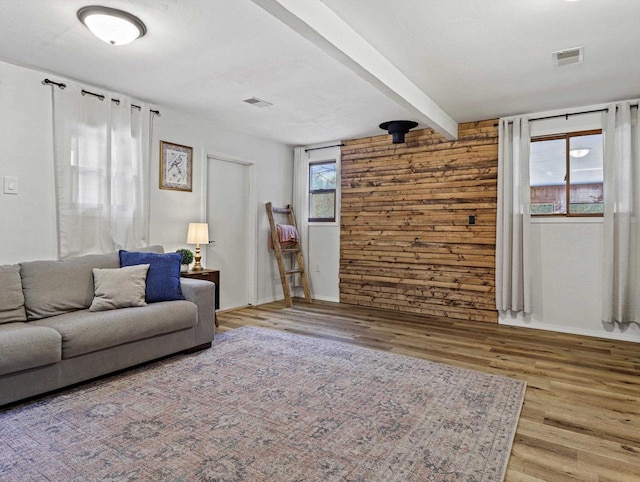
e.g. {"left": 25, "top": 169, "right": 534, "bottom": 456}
{"left": 187, "top": 223, "right": 209, "bottom": 245}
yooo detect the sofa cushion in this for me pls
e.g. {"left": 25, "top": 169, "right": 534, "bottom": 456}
{"left": 90, "top": 264, "right": 150, "bottom": 312}
{"left": 0, "top": 265, "right": 27, "bottom": 324}
{"left": 0, "top": 323, "right": 62, "bottom": 376}
{"left": 32, "top": 300, "right": 197, "bottom": 359}
{"left": 119, "top": 251, "right": 184, "bottom": 303}
{"left": 20, "top": 252, "right": 120, "bottom": 321}
{"left": 20, "top": 246, "right": 165, "bottom": 321}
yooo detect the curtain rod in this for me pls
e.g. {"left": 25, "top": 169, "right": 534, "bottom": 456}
{"left": 42, "top": 78, "right": 160, "bottom": 115}
{"left": 498, "top": 103, "right": 639, "bottom": 126}
{"left": 305, "top": 143, "right": 344, "bottom": 152}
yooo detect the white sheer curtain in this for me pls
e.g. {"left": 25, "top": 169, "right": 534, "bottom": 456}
{"left": 51, "top": 82, "right": 152, "bottom": 258}
{"left": 496, "top": 117, "right": 532, "bottom": 313}
{"left": 292, "top": 147, "right": 309, "bottom": 289}
{"left": 602, "top": 102, "right": 640, "bottom": 323}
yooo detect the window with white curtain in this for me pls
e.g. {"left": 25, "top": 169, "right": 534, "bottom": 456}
{"left": 308, "top": 160, "right": 337, "bottom": 222}
{"left": 71, "top": 124, "right": 105, "bottom": 209}
{"left": 50, "top": 82, "right": 154, "bottom": 258}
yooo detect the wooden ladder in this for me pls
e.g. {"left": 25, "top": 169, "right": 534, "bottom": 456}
{"left": 265, "top": 202, "right": 312, "bottom": 307}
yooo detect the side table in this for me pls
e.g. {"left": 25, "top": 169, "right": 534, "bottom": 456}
{"left": 181, "top": 269, "right": 220, "bottom": 327}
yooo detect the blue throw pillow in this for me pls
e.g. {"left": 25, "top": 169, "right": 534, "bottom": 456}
{"left": 119, "top": 251, "right": 185, "bottom": 303}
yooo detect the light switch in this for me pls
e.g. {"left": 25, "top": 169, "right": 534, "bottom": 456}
{"left": 3, "top": 176, "right": 18, "bottom": 195}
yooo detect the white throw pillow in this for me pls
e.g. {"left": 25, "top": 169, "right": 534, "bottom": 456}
{"left": 89, "top": 264, "right": 150, "bottom": 312}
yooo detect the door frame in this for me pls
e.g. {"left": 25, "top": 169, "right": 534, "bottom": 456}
{"left": 201, "top": 149, "right": 258, "bottom": 307}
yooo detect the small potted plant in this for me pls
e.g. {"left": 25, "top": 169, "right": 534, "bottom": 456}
{"left": 176, "top": 248, "right": 194, "bottom": 272}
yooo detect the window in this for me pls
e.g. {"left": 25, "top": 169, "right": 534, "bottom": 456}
{"left": 530, "top": 130, "right": 603, "bottom": 216}
{"left": 70, "top": 125, "right": 107, "bottom": 210}
{"left": 308, "top": 160, "right": 336, "bottom": 222}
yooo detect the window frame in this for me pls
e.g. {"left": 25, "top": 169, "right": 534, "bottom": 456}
{"left": 308, "top": 159, "right": 337, "bottom": 223}
{"left": 530, "top": 129, "right": 603, "bottom": 218}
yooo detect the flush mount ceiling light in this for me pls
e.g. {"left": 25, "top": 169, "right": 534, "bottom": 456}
{"left": 570, "top": 148, "right": 590, "bottom": 158}
{"left": 379, "top": 120, "right": 418, "bottom": 144}
{"left": 77, "top": 6, "right": 146, "bottom": 45}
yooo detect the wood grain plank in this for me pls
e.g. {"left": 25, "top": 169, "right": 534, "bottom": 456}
{"left": 340, "top": 120, "right": 499, "bottom": 323}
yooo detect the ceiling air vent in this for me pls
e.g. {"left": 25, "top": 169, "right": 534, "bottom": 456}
{"left": 242, "top": 97, "right": 273, "bottom": 108}
{"left": 552, "top": 46, "right": 584, "bottom": 66}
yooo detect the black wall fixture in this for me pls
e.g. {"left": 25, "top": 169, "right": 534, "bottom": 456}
{"left": 379, "top": 120, "right": 418, "bottom": 144}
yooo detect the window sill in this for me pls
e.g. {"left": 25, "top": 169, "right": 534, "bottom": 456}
{"left": 531, "top": 216, "right": 603, "bottom": 224}
{"left": 309, "top": 221, "right": 339, "bottom": 228}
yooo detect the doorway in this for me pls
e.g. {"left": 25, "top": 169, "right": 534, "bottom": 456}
{"left": 206, "top": 155, "right": 256, "bottom": 310}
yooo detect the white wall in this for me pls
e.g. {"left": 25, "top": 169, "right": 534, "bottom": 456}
{"left": 149, "top": 108, "right": 293, "bottom": 306}
{"left": 0, "top": 61, "right": 58, "bottom": 263}
{"left": 308, "top": 224, "right": 340, "bottom": 301}
{"left": 0, "top": 60, "right": 293, "bottom": 306}
{"left": 500, "top": 108, "right": 640, "bottom": 343}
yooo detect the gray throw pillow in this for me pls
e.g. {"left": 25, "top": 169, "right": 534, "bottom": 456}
{"left": 0, "top": 265, "right": 27, "bottom": 324}
{"left": 89, "top": 264, "right": 150, "bottom": 312}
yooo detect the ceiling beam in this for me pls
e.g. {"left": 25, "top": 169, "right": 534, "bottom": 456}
{"left": 251, "top": 0, "right": 458, "bottom": 140}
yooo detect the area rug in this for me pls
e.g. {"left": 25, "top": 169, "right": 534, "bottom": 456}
{"left": 0, "top": 326, "right": 525, "bottom": 481}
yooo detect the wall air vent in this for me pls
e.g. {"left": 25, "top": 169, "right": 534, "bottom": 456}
{"left": 552, "top": 46, "right": 584, "bottom": 66}
{"left": 242, "top": 97, "right": 273, "bottom": 108}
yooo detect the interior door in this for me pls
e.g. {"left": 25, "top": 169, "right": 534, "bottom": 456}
{"left": 206, "top": 157, "right": 253, "bottom": 310}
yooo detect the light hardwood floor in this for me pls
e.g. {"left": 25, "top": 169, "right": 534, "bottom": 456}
{"left": 218, "top": 299, "right": 640, "bottom": 482}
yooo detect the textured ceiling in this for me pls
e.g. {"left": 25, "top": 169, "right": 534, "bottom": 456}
{"left": 321, "top": 0, "right": 640, "bottom": 122}
{"left": 0, "top": 0, "right": 637, "bottom": 145}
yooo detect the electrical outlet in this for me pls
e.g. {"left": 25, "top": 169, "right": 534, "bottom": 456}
{"left": 3, "top": 176, "right": 18, "bottom": 195}
{"left": 468, "top": 214, "right": 476, "bottom": 225}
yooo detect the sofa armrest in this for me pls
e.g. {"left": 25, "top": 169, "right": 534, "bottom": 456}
{"left": 180, "top": 278, "right": 215, "bottom": 342}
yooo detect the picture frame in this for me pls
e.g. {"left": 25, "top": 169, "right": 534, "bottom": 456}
{"left": 160, "top": 141, "right": 193, "bottom": 192}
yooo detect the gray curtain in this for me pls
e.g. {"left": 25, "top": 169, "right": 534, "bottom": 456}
{"left": 602, "top": 102, "right": 640, "bottom": 323}
{"left": 496, "top": 117, "right": 532, "bottom": 313}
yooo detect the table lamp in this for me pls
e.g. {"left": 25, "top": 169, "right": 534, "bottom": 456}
{"left": 187, "top": 222, "right": 209, "bottom": 271}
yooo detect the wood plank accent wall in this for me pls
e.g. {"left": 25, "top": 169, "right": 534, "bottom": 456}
{"left": 340, "top": 120, "right": 499, "bottom": 323}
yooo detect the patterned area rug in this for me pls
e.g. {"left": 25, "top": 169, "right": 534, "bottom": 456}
{"left": 1, "top": 326, "right": 525, "bottom": 481}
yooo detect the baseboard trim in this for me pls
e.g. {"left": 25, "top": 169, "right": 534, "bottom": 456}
{"left": 499, "top": 318, "right": 640, "bottom": 343}
{"left": 311, "top": 295, "right": 339, "bottom": 303}
{"left": 216, "top": 305, "right": 252, "bottom": 314}
{"left": 254, "top": 295, "right": 338, "bottom": 306}
{"left": 256, "top": 295, "right": 284, "bottom": 305}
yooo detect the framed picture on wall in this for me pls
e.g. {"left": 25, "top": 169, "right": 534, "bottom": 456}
{"left": 160, "top": 141, "right": 193, "bottom": 192}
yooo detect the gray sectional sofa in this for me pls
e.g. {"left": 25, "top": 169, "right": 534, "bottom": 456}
{"left": 0, "top": 246, "right": 215, "bottom": 407}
